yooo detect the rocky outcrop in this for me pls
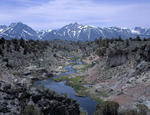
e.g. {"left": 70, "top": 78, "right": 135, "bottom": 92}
{"left": 106, "top": 49, "right": 128, "bottom": 67}
{"left": 81, "top": 40, "right": 150, "bottom": 113}
{"left": 128, "top": 61, "right": 150, "bottom": 77}
{"left": 136, "top": 44, "right": 150, "bottom": 62}
{"left": 0, "top": 81, "right": 80, "bottom": 115}
{"left": 106, "top": 42, "right": 150, "bottom": 68}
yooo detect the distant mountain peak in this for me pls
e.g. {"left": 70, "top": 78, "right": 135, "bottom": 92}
{"left": 69, "top": 22, "right": 80, "bottom": 25}
{"left": 0, "top": 22, "right": 150, "bottom": 41}
{"left": 64, "top": 22, "right": 82, "bottom": 28}
{"left": 9, "top": 22, "right": 23, "bottom": 26}
{"left": 0, "top": 22, "right": 39, "bottom": 40}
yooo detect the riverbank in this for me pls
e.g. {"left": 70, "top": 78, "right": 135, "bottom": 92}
{"left": 55, "top": 51, "right": 150, "bottom": 115}
{"left": 34, "top": 56, "right": 97, "bottom": 115}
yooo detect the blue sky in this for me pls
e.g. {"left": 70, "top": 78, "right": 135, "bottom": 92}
{"left": 0, "top": 0, "right": 150, "bottom": 29}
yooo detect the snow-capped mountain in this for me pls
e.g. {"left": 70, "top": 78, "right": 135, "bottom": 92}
{"left": 0, "top": 25, "right": 7, "bottom": 38}
{"left": 0, "top": 22, "right": 150, "bottom": 41}
{"left": 0, "top": 22, "right": 39, "bottom": 40}
{"left": 41, "top": 23, "right": 150, "bottom": 41}
{"left": 41, "top": 23, "right": 100, "bottom": 41}
{"left": 134, "top": 27, "right": 150, "bottom": 37}
{"left": 0, "top": 25, "right": 7, "bottom": 32}
{"left": 37, "top": 29, "right": 52, "bottom": 39}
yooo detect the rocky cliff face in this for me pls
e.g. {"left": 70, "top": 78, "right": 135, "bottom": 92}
{"left": 79, "top": 39, "right": 150, "bottom": 113}
{"left": 106, "top": 48, "right": 128, "bottom": 67}
{"left": 106, "top": 41, "right": 150, "bottom": 68}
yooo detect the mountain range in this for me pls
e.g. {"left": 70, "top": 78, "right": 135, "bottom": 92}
{"left": 0, "top": 22, "right": 150, "bottom": 41}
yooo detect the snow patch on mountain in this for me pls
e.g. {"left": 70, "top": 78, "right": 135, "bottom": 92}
{"left": 23, "top": 30, "right": 33, "bottom": 36}
{"left": 0, "top": 29, "right": 4, "bottom": 33}
{"left": 0, "top": 22, "right": 150, "bottom": 41}
{"left": 131, "top": 29, "right": 140, "bottom": 34}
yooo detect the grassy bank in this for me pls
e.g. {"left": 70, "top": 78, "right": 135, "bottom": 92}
{"left": 72, "top": 63, "right": 91, "bottom": 72}
{"left": 53, "top": 76, "right": 88, "bottom": 97}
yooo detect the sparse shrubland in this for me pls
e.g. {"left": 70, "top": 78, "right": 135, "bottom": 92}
{"left": 0, "top": 36, "right": 150, "bottom": 115}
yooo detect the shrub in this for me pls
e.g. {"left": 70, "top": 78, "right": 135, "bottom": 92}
{"left": 6, "top": 40, "right": 11, "bottom": 52}
{"left": 94, "top": 101, "right": 119, "bottom": 115}
{"left": 23, "top": 104, "right": 42, "bottom": 115}
{"left": 0, "top": 47, "right": 3, "bottom": 55}
{"left": 12, "top": 38, "right": 20, "bottom": 51}
{"left": 19, "top": 38, "right": 26, "bottom": 48}
{"left": 0, "top": 37, "right": 5, "bottom": 44}
{"left": 135, "top": 35, "right": 141, "bottom": 41}
{"left": 120, "top": 110, "right": 138, "bottom": 115}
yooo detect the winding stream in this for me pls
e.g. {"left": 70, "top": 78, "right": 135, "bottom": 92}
{"left": 34, "top": 59, "right": 96, "bottom": 115}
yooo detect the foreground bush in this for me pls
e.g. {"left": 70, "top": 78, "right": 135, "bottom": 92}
{"left": 23, "top": 104, "right": 43, "bottom": 115}
{"left": 94, "top": 101, "right": 119, "bottom": 115}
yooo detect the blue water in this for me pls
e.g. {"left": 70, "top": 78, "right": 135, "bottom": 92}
{"left": 34, "top": 60, "right": 96, "bottom": 115}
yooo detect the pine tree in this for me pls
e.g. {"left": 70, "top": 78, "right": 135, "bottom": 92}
{"left": 118, "top": 36, "right": 123, "bottom": 41}
{"left": 0, "top": 37, "right": 5, "bottom": 44}
{"left": 135, "top": 35, "right": 141, "bottom": 41}
{"left": 19, "top": 38, "right": 25, "bottom": 48}
{"left": 0, "top": 47, "right": 3, "bottom": 56}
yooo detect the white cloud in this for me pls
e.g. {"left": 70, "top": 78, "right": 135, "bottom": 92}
{"left": 0, "top": 0, "right": 150, "bottom": 29}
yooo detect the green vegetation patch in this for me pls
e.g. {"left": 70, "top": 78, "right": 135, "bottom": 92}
{"left": 71, "top": 76, "right": 87, "bottom": 84}
{"left": 70, "top": 62, "right": 77, "bottom": 65}
{"left": 80, "top": 111, "right": 86, "bottom": 115}
{"left": 95, "top": 90, "right": 110, "bottom": 97}
{"left": 67, "top": 81, "right": 87, "bottom": 96}
{"left": 137, "top": 104, "right": 150, "bottom": 115}
{"left": 75, "top": 55, "right": 81, "bottom": 58}
{"left": 80, "top": 64, "right": 91, "bottom": 72}
{"left": 66, "top": 76, "right": 88, "bottom": 96}
{"left": 54, "top": 75, "right": 88, "bottom": 97}
{"left": 53, "top": 76, "right": 70, "bottom": 82}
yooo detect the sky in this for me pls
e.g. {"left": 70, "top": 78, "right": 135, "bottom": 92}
{"left": 0, "top": 0, "right": 150, "bottom": 30}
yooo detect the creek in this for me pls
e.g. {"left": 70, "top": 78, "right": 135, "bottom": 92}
{"left": 34, "top": 59, "right": 96, "bottom": 115}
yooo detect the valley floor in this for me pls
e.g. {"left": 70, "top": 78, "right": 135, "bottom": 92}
{"left": 0, "top": 38, "right": 150, "bottom": 115}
